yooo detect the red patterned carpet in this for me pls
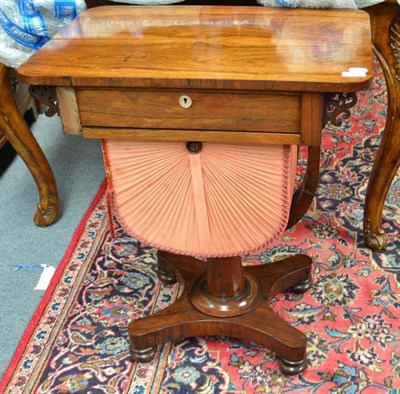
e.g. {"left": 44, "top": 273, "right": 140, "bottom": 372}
{"left": 1, "top": 62, "right": 399, "bottom": 393}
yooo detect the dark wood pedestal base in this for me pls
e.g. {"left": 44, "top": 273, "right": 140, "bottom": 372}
{"left": 128, "top": 250, "right": 312, "bottom": 375}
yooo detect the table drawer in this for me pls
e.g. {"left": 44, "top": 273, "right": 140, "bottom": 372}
{"left": 77, "top": 89, "right": 301, "bottom": 133}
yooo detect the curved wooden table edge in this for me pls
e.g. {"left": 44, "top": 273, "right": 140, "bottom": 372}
{"left": 0, "top": 63, "right": 59, "bottom": 226}
{"left": 363, "top": 0, "right": 400, "bottom": 251}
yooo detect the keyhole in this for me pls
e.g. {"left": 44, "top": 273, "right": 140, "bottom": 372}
{"left": 179, "top": 95, "right": 192, "bottom": 109}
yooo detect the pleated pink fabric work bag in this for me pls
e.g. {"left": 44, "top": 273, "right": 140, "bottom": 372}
{"left": 103, "top": 140, "right": 297, "bottom": 258}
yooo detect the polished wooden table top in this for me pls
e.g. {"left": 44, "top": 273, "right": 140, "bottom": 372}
{"left": 17, "top": 6, "right": 372, "bottom": 92}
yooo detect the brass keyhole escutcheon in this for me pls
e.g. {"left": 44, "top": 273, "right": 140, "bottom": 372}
{"left": 179, "top": 95, "right": 192, "bottom": 109}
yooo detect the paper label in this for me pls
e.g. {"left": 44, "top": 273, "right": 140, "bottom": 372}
{"left": 34, "top": 264, "right": 56, "bottom": 290}
{"left": 341, "top": 67, "right": 368, "bottom": 78}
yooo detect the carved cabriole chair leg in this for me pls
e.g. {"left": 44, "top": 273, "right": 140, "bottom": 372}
{"left": 0, "top": 64, "right": 59, "bottom": 226}
{"left": 363, "top": 5, "right": 400, "bottom": 250}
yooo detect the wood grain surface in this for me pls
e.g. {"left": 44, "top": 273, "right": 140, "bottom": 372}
{"left": 77, "top": 89, "right": 301, "bottom": 131}
{"left": 17, "top": 6, "right": 372, "bottom": 92}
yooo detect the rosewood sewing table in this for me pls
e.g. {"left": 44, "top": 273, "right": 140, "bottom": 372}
{"left": 17, "top": 5, "right": 372, "bottom": 374}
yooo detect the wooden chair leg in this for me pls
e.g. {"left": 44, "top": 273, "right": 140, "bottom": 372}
{"left": 363, "top": 4, "right": 400, "bottom": 251}
{"left": 0, "top": 64, "right": 59, "bottom": 226}
{"left": 362, "top": 23, "right": 400, "bottom": 249}
{"left": 128, "top": 251, "right": 312, "bottom": 375}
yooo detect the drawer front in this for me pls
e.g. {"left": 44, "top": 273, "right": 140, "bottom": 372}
{"left": 77, "top": 89, "right": 301, "bottom": 133}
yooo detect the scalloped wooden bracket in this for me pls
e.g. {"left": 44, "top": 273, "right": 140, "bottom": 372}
{"left": 324, "top": 92, "right": 358, "bottom": 127}
{"left": 29, "top": 85, "right": 59, "bottom": 117}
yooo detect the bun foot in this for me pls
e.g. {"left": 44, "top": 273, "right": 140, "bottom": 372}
{"left": 130, "top": 345, "right": 157, "bottom": 362}
{"left": 290, "top": 277, "right": 312, "bottom": 294}
{"left": 157, "top": 250, "right": 178, "bottom": 284}
{"left": 157, "top": 266, "right": 177, "bottom": 285}
{"left": 279, "top": 357, "right": 307, "bottom": 375}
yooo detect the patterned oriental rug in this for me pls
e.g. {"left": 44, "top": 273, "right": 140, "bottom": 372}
{"left": 1, "top": 62, "right": 399, "bottom": 394}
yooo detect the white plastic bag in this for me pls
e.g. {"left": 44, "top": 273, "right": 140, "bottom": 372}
{"left": 110, "top": 0, "right": 184, "bottom": 4}
{"left": 256, "top": 0, "right": 384, "bottom": 9}
{"left": 0, "top": 0, "right": 86, "bottom": 68}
